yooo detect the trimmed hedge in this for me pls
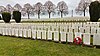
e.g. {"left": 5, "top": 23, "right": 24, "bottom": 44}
{"left": 89, "top": 1, "right": 100, "bottom": 22}
{"left": 2, "top": 12, "right": 11, "bottom": 23}
{"left": 13, "top": 11, "right": 21, "bottom": 23}
{"left": 0, "top": 16, "right": 1, "bottom": 20}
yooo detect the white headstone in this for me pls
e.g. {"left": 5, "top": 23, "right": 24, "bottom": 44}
{"left": 19, "top": 29, "right": 23, "bottom": 37}
{"left": 47, "top": 31, "right": 52, "bottom": 40}
{"left": 96, "top": 22, "right": 99, "bottom": 27}
{"left": 1, "top": 28, "right": 3, "bottom": 35}
{"left": 60, "top": 26, "right": 64, "bottom": 32}
{"left": 93, "top": 34, "right": 100, "bottom": 45}
{"left": 8, "top": 28, "right": 11, "bottom": 36}
{"left": 32, "top": 26, "right": 36, "bottom": 30}
{"left": 85, "top": 27, "right": 90, "bottom": 33}
{"left": 93, "top": 22, "right": 96, "bottom": 27}
{"left": 27, "top": 29, "right": 31, "bottom": 38}
{"left": 42, "top": 30, "right": 46, "bottom": 40}
{"left": 68, "top": 27, "right": 73, "bottom": 32}
{"left": 11, "top": 29, "right": 15, "bottom": 36}
{"left": 37, "top": 30, "right": 41, "bottom": 39}
{"left": 83, "top": 23, "right": 86, "bottom": 27}
{"left": 2, "top": 28, "right": 5, "bottom": 35}
{"left": 65, "top": 26, "right": 68, "bottom": 32}
{"left": 74, "top": 27, "right": 78, "bottom": 33}
{"left": 5, "top": 28, "right": 8, "bottom": 35}
{"left": 60, "top": 32, "right": 66, "bottom": 42}
{"left": 88, "top": 22, "right": 92, "bottom": 27}
{"left": 60, "top": 26, "right": 68, "bottom": 32}
{"left": 51, "top": 26, "right": 55, "bottom": 31}
{"left": 15, "top": 29, "right": 19, "bottom": 37}
{"left": 23, "top": 29, "right": 27, "bottom": 38}
{"left": 47, "top": 26, "right": 50, "bottom": 31}
{"left": 78, "top": 23, "right": 82, "bottom": 27}
{"left": 4, "top": 28, "right": 6, "bottom": 35}
{"left": 67, "top": 32, "right": 73, "bottom": 42}
{"left": 79, "top": 27, "right": 84, "bottom": 33}
{"left": 32, "top": 30, "right": 36, "bottom": 39}
{"left": 54, "top": 31, "right": 59, "bottom": 42}
{"left": 83, "top": 33, "right": 90, "bottom": 45}
{"left": 91, "top": 27, "right": 96, "bottom": 35}
{"left": 97, "top": 28, "right": 100, "bottom": 34}
{"left": 75, "top": 32, "right": 82, "bottom": 38}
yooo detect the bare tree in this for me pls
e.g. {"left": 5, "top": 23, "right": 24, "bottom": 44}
{"left": 21, "top": 8, "right": 26, "bottom": 16}
{"left": 75, "top": 0, "right": 91, "bottom": 16}
{"left": 6, "top": 4, "right": 14, "bottom": 13}
{"left": 75, "top": 7, "right": 83, "bottom": 15}
{"left": 0, "top": 6, "right": 7, "bottom": 14}
{"left": 57, "top": 1, "right": 68, "bottom": 18}
{"left": 13, "top": 3, "right": 22, "bottom": 12}
{"left": 34, "top": 2, "right": 43, "bottom": 19}
{"left": 41, "top": 6, "right": 47, "bottom": 15}
{"left": 44, "top": 1, "right": 55, "bottom": 18}
{"left": 24, "top": 3, "right": 33, "bottom": 19}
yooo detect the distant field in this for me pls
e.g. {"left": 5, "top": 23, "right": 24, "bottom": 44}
{"left": 0, "top": 36, "right": 100, "bottom": 56}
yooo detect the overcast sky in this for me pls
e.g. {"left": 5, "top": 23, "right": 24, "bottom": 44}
{"left": 0, "top": 0, "right": 81, "bottom": 10}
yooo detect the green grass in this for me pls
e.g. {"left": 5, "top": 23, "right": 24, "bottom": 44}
{"left": 0, "top": 36, "right": 100, "bottom": 56}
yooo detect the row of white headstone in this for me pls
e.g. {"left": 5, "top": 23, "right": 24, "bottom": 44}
{"left": 0, "top": 22, "right": 100, "bottom": 46}
{"left": 21, "top": 17, "right": 90, "bottom": 22}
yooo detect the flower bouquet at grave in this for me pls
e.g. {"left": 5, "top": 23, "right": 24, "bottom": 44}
{"left": 74, "top": 37, "right": 82, "bottom": 45}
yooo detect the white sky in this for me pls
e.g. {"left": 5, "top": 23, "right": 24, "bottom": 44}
{"left": 0, "top": 0, "right": 81, "bottom": 10}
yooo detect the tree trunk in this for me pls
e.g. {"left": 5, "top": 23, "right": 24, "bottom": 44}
{"left": 38, "top": 13, "right": 40, "bottom": 19}
{"left": 28, "top": 13, "right": 30, "bottom": 19}
{"left": 49, "top": 12, "right": 51, "bottom": 18}
{"left": 71, "top": 10, "right": 73, "bottom": 17}
{"left": 83, "top": 9, "right": 85, "bottom": 17}
{"left": 38, "top": 10, "right": 40, "bottom": 19}
{"left": 61, "top": 11, "right": 63, "bottom": 18}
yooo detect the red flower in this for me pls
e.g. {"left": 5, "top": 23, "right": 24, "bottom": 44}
{"left": 74, "top": 37, "right": 82, "bottom": 45}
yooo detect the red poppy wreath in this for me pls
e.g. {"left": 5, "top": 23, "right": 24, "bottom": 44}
{"left": 74, "top": 37, "right": 82, "bottom": 45}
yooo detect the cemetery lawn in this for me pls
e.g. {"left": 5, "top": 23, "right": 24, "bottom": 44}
{"left": 0, "top": 36, "right": 100, "bottom": 56}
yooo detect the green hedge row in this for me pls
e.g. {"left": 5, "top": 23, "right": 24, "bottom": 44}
{"left": 89, "top": 1, "right": 100, "bottom": 22}
{"left": 2, "top": 12, "right": 11, "bottom": 23}
{"left": 1, "top": 11, "right": 21, "bottom": 23}
{"left": 13, "top": 11, "right": 21, "bottom": 23}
